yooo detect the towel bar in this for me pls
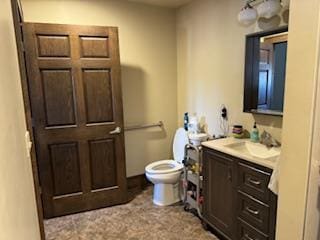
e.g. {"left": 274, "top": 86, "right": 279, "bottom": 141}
{"left": 124, "top": 121, "right": 163, "bottom": 131}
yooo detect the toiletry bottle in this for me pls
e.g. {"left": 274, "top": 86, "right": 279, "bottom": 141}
{"left": 250, "top": 122, "right": 259, "bottom": 142}
{"left": 184, "top": 112, "right": 189, "bottom": 131}
{"left": 188, "top": 114, "right": 200, "bottom": 133}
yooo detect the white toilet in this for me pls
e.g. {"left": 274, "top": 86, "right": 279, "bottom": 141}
{"left": 145, "top": 128, "right": 189, "bottom": 206}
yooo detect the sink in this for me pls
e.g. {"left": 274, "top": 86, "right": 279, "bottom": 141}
{"left": 225, "top": 141, "right": 280, "bottom": 159}
{"left": 188, "top": 133, "right": 209, "bottom": 146}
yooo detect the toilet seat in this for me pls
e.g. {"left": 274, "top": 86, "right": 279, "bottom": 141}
{"left": 145, "top": 160, "right": 183, "bottom": 175}
{"left": 145, "top": 128, "right": 188, "bottom": 176}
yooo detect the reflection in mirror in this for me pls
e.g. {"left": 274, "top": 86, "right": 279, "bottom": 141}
{"left": 258, "top": 32, "right": 287, "bottom": 112}
{"left": 243, "top": 26, "right": 288, "bottom": 116}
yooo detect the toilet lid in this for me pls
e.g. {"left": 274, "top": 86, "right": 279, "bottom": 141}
{"left": 173, "top": 128, "right": 189, "bottom": 163}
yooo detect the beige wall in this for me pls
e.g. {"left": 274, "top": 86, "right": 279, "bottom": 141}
{"left": 277, "top": 0, "right": 320, "bottom": 239}
{"left": 21, "top": 0, "right": 178, "bottom": 177}
{"left": 0, "top": 0, "right": 41, "bottom": 239}
{"left": 176, "top": 0, "right": 284, "bottom": 140}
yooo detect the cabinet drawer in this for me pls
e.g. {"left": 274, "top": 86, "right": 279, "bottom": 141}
{"left": 238, "top": 191, "right": 270, "bottom": 234}
{"left": 238, "top": 219, "right": 269, "bottom": 240}
{"left": 238, "top": 162, "right": 271, "bottom": 203}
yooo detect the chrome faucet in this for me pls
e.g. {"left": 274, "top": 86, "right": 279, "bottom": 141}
{"left": 260, "top": 130, "right": 281, "bottom": 148}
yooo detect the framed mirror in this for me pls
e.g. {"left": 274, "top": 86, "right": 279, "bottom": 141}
{"left": 243, "top": 26, "right": 288, "bottom": 116}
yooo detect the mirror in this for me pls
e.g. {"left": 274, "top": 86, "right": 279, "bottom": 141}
{"left": 243, "top": 26, "right": 288, "bottom": 116}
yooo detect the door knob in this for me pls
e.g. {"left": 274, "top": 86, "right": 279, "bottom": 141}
{"left": 109, "top": 127, "right": 121, "bottom": 135}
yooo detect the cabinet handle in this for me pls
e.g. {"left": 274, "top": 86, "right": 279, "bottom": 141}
{"left": 248, "top": 177, "right": 261, "bottom": 186}
{"left": 245, "top": 206, "right": 259, "bottom": 216}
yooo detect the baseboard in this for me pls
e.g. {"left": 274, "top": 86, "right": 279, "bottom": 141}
{"left": 127, "top": 174, "right": 150, "bottom": 201}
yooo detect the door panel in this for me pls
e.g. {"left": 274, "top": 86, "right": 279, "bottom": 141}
{"left": 203, "top": 150, "right": 234, "bottom": 239}
{"left": 83, "top": 69, "right": 114, "bottom": 123}
{"left": 41, "top": 69, "right": 76, "bottom": 127}
{"left": 258, "top": 43, "right": 273, "bottom": 110}
{"left": 80, "top": 36, "right": 109, "bottom": 58}
{"left": 89, "top": 138, "right": 117, "bottom": 190}
{"left": 49, "top": 142, "right": 82, "bottom": 196}
{"left": 23, "top": 23, "right": 127, "bottom": 218}
{"left": 258, "top": 71, "right": 268, "bottom": 106}
{"left": 37, "top": 35, "right": 71, "bottom": 57}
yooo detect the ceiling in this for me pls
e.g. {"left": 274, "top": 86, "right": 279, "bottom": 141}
{"left": 127, "top": 0, "right": 192, "bottom": 8}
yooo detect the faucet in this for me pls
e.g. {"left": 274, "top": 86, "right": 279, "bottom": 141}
{"left": 260, "top": 130, "right": 281, "bottom": 148}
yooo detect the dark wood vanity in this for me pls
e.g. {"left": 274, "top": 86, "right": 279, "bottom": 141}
{"left": 202, "top": 147, "right": 277, "bottom": 240}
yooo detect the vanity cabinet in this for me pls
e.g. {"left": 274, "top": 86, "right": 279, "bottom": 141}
{"left": 202, "top": 147, "right": 277, "bottom": 240}
{"left": 202, "top": 150, "right": 235, "bottom": 239}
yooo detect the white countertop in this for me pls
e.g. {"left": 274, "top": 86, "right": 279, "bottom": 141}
{"left": 201, "top": 137, "right": 279, "bottom": 170}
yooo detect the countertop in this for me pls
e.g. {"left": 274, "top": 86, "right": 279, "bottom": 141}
{"left": 201, "top": 137, "right": 279, "bottom": 170}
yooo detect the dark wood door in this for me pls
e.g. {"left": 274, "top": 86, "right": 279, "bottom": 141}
{"left": 23, "top": 23, "right": 127, "bottom": 218}
{"left": 258, "top": 42, "right": 273, "bottom": 109}
{"left": 203, "top": 150, "right": 234, "bottom": 239}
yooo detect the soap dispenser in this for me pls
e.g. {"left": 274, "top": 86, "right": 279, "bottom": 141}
{"left": 250, "top": 122, "right": 259, "bottom": 142}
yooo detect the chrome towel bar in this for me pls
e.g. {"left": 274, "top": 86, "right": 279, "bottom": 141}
{"left": 124, "top": 121, "right": 164, "bottom": 131}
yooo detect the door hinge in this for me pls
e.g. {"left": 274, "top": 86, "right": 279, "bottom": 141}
{"left": 39, "top": 186, "right": 42, "bottom": 195}
{"left": 20, "top": 41, "right": 25, "bottom": 52}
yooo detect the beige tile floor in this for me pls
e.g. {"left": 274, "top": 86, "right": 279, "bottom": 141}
{"left": 44, "top": 187, "right": 219, "bottom": 240}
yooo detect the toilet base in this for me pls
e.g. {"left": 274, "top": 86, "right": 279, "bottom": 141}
{"left": 152, "top": 182, "right": 181, "bottom": 206}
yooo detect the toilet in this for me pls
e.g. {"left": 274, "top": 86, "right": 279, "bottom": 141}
{"left": 145, "top": 128, "right": 189, "bottom": 206}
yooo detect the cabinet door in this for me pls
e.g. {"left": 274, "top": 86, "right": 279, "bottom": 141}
{"left": 203, "top": 150, "right": 234, "bottom": 239}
